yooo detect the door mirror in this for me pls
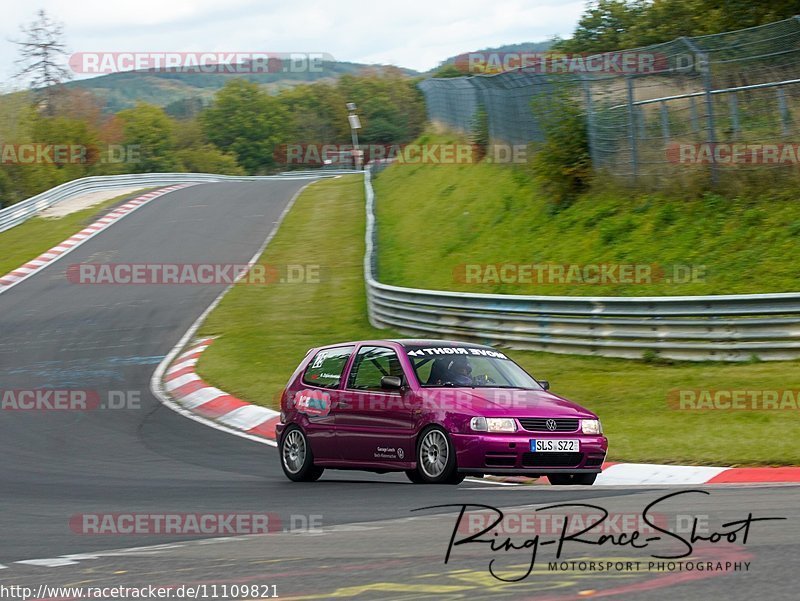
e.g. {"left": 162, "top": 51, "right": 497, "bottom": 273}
{"left": 381, "top": 375, "right": 403, "bottom": 390}
{"left": 539, "top": 380, "right": 550, "bottom": 391}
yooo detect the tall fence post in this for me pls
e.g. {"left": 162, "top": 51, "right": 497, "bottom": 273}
{"left": 681, "top": 37, "right": 717, "bottom": 186}
{"left": 626, "top": 76, "right": 639, "bottom": 182}
{"left": 582, "top": 77, "right": 600, "bottom": 171}
{"left": 660, "top": 101, "right": 671, "bottom": 142}
{"left": 729, "top": 93, "right": 740, "bottom": 139}
{"left": 689, "top": 96, "right": 699, "bottom": 133}
{"left": 777, "top": 87, "right": 791, "bottom": 136}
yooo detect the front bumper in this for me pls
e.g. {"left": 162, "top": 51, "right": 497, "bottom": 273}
{"left": 452, "top": 432, "right": 608, "bottom": 475}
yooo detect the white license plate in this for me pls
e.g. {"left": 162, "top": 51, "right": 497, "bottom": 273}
{"left": 530, "top": 439, "right": 580, "bottom": 452}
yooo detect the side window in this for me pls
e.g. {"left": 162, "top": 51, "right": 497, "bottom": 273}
{"left": 348, "top": 346, "right": 405, "bottom": 391}
{"left": 411, "top": 358, "right": 433, "bottom": 384}
{"left": 302, "top": 346, "right": 354, "bottom": 389}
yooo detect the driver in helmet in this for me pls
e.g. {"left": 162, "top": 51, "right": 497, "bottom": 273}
{"left": 446, "top": 355, "right": 473, "bottom": 386}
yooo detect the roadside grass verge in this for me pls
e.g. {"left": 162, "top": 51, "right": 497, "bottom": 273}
{"left": 195, "top": 175, "right": 799, "bottom": 466}
{"left": 0, "top": 190, "right": 149, "bottom": 276}
{"left": 373, "top": 132, "right": 800, "bottom": 296}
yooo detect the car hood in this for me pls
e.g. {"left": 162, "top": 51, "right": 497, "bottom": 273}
{"left": 418, "top": 387, "right": 597, "bottom": 419}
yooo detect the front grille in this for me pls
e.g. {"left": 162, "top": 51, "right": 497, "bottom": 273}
{"left": 521, "top": 452, "right": 583, "bottom": 467}
{"left": 518, "top": 418, "right": 579, "bottom": 432}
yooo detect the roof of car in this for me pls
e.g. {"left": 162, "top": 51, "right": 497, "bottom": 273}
{"left": 313, "top": 339, "right": 497, "bottom": 350}
{"left": 390, "top": 339, "right": 496, "bottom": 349}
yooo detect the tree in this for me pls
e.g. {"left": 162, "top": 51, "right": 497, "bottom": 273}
{"left": 13, "top": 10, "right": 72, "bottom": 114}
{"left": 432, "top": 64, "right": 467, "bottom": 78}
{"left": 336, "top": 71, "right": 426, "bottom": 145}
{"left": 530, "top": 85, "right": 592, "bottom": 208}
{"left": 202, "top": 80, "right": 288, "bottom": 174}
{"left": 556, "top": 0, "right": 800, "bottom": 53}
{"left": 118, "top": 103, "right": 180, "bottom": 173}
{"left": 175, "top": 146, "right": 244, "bottom": 175}
{"left": 278, "top": 83, "right": 348, "bottom": 145}
{"left": 555, "top": 1, "right": 647, "bottom": 53}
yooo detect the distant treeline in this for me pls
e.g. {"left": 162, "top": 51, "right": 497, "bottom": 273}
{"left": 554, "top": 0, "right": 800, "bottom": 53}
{"left": 0, "top": 68, "right": 425, "bottom": 207}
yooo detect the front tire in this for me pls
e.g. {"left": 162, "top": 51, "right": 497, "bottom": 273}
{"left": 405, "top": 469, "right": 425, "bottom": 484}
{"left": 547, "top": 473, "right": 597, "bottom": 486}
{"left": 279, "top": 426, "right": 324, "bottom": 482}
{"left": 410, "top": 426, "right": 460, "bottom": 484}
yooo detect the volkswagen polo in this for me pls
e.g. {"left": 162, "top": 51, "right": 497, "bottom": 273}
{"left": 276, "top": 339, "right": 608, "bottom": 484}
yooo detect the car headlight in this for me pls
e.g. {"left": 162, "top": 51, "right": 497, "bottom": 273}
{"left": 470, "top": 417, "right": 517, "bottom": 432}
{"left": 581, "top": 419, "right": 602, "bottom": 434}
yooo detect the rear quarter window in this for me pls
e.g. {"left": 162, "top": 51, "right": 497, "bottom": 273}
{"left": 302, "top": 346, "right": 354, "bottom": 389}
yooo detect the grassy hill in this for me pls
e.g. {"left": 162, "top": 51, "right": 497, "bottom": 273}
{"left": 373, "top": 132, "right": 800, "bottom": 297}
{"left": 65, "top": 61, "right": 420, "bottom": 113}
{"left": 430, "top": 40, "right": 554, "bottom": 70}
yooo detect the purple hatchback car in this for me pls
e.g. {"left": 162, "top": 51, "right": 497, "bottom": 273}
{"left": 276, "top": 339, "right": 608, "bottom": 485}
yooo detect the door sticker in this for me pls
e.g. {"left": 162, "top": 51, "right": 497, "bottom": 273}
{"left": 295, "top": 389, "right": 331, "bottom": 418}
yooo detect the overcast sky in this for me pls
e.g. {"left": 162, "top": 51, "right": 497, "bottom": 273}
{"left": 1, "top": 0, "right": 586, "bottom": 87}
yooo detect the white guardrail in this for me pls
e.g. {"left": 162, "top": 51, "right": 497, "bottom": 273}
{"left": 0, "top": 170, "right": 356, "bottom": 233}
{"left": 4, "top": 169, "right": 799, "bottom": 361}
{"left": 363, "top": 165, "right": 800, "bottom": 362}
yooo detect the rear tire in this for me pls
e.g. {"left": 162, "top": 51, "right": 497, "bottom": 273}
{"left": 547, "top": 473, "right": 597, "bottom": 486}
{"left": 279, "top": 426, "right": 324, "bottom": 482}
{"left": 410, "top": 426, "right": 459, "bottom": 484}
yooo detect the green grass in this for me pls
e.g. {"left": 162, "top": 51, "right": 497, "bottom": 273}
{"left": 196, "top": 175, "right": 800, "bottom": 466}
{"left": 0, "top": 190, "right": 149, "bottom": 276}
{"left": 373, "top": 132, "right": 800, "bottom": 296}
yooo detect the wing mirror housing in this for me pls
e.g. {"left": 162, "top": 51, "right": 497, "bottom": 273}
{"left": 381, "top": 375, "right": 403, "bottom": 390}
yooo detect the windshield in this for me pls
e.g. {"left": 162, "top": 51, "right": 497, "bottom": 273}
{"left": 405, "top": 345, "right": 543, "bottom": 389}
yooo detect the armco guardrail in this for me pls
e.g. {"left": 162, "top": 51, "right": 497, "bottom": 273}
{"left": 0, "top": 170, "right": 356, "bottom": 233}
{"left": 363, "top": 165, "right": 800, "bottom": 361}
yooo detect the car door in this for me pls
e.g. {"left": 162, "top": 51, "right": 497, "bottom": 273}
{"left": 294, "top": 345, "right": 354, "bottom": 461}
{"left": 333, "top": 345, "right": 416, "bottom": 465}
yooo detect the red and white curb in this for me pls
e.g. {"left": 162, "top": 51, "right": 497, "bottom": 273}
{"left": 596, "top": 462, "right": 800, "bottom": 485}
{"left": 164, "top": 341, "right": 800, "bottom": 485}
{"left": 0, "top": 184, "right": 194, "bottom": 294}
{"left": 164, "top": 338, "right": 281, "bottom": 441}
